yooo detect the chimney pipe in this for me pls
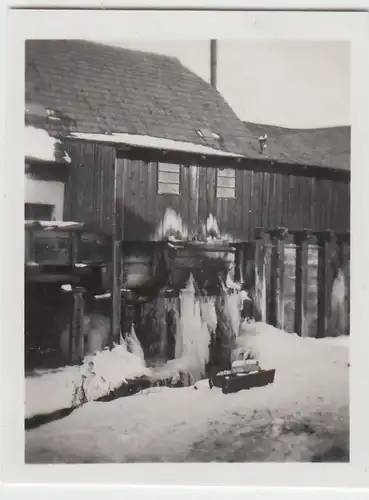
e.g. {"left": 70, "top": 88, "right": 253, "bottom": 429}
{"left": 210, "top": 40, "right": 217, "bottom": 88}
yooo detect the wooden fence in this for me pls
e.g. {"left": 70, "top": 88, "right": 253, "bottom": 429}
{"left": 234, "top": 227, "right": 350, "bottom": 338}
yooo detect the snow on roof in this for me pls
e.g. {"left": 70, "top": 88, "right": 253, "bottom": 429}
{"left": 69, "top": 132, "right": 244, "bottom": 159}
{"left": 25, "top": 126, "right": 71, "bottom": 164}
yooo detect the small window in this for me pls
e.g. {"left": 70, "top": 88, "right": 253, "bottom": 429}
{"left": 25, "top": 203, "right": 54, "bottom": 221}
{"left": 216, "top": 168, "right": 236, "bottom": 199}
{"left": 158, "top": 162, "right": 180, "bottom": 195}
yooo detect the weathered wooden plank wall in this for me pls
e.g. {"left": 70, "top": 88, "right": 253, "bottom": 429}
{"left": 63, "top": 139, "right": 116, "bottom": 234}
{"left": 64, "top": 141, "right": 350, "bottom": 242}
{"left": 117, "top": 159, "right": 350, "bottom": 242}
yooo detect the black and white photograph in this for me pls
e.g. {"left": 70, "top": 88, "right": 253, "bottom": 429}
{"left": 21, "top": 35, "right": 351, "bottom": 465}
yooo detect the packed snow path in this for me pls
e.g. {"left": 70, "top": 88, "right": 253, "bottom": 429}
{"left": 25, "top": 323, "right": 349, "bottom": 463}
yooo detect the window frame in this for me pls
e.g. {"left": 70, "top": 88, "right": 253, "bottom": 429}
{"left": 157, "top": 162, "right": 181, "bottom": 195}
{"left": 216, "top": 167, "right": 236, "bottom": 199}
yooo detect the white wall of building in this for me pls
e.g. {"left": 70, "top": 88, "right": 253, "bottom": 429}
{"left": 25, "top": 173, "right": 65, "bottom": 220}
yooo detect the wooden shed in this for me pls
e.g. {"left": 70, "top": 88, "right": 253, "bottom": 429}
{"left": 26, "top": 40, "right": 350, "bottom": 241}
{"left": 25, "top": 40, "right": 350, "bottom": 353}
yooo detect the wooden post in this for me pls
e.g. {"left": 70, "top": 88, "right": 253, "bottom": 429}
{"left": 70, "top": 231, "right": 80, "bottom": 266}
{"left": 337, "top": 232, "right": 350, "bottom": 335}
{"left": 69, "top": 286, "right": 85, "bottom": 364}
{"left": 253, "top": 228, "right": 267, "bottom": 322}
{"left": 294, "top": 230, "right": 310, "bottom": 337}
{"left": 243, "top": 241, "right": 256, "bottom": 292}
{"left": 270, "top": 227, "right": 287, "bottom": 329}
{"left": 344, "top": 235, "right": 350, "bottom": 335}
{"left": 26, "top": 226, "right": 35, "bottom": 263}
{"left": 110, "top": 239, "right": 122, "bottom": 348}
{"left": 317, "top": 229, "right": 335, "bottom": 338}
{"left": 233, "top": 244, "right": 242, "bottom": 283}
{"left": 109, "top": 157, "right": 123, "bottom": 349}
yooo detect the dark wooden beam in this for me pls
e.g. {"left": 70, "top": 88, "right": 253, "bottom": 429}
{"left": 316, "top": 230, "right": 335, "bottom": 338}
{"left": 110, "top": 157, "right": 123, "bottom": 348}
{"left": 269, "top": 228, "right": 286, "bottom": 329}
{"left": 294, "top": 230, "right": 311, "bottom": 337}
{"left": 70, "top": 286, "right": 85, "bottom": 364}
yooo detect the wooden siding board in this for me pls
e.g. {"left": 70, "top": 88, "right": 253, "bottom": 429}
{"left": 262, "top": 171, "right": 271, "bottom": 229}
{"left": 248, "top": 170, "right": 256, "bottom": 239}
{"left": 64, "top": 139, "right": 115, "bottom": 234}
{"left": 241, "top": 169, "right": 252, "bottom": 240}
{"left": 271, "top": 173, "right": 280, "bottom": 229}
{"left": 188, "top": 165, "right": 199, "bottom": 235}
{"left": 253, "top": 171, "right": 263, "bottom": 230}
{"left": 234, "top": 168, "right": 243, "bottom": 239}
{"left": 268, "top": 173, "right": 276, "bottom": 229}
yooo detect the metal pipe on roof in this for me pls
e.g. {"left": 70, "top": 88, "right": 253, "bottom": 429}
{"left": 210, "top": 40, "right": 217, "bottom": 89}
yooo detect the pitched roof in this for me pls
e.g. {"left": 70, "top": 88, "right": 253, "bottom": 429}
{"left": 25, "top": 40, "right": 249, "bottom": 155}
{"left": 25, "top": 40, "right": 350, "bottom": 172}
{"left": 243, "top": 121, "right": 350, "bottom": 171}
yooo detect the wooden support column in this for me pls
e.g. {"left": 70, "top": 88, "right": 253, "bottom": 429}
{"left": 337, "top": 232, "right": 350, "bottom": 335}
{"left": 243, "top": 241, "right": 256, "bottom": 292}
{"left": 269, "top": 227, "right": 287, "bottom": 329}
{"left": 253, "top": 228, "right": 267, "bottom": 322}
{"left": 109, "top": 157, "right": 123, "bottom": 349}
{"left": 69, "top": 286, "right": 85, "bottom": 365}
{"left": 294, "top": 230, "right": 311, "bottom": 337}
{"left": 344, "top": 235, "right": 350, "bottom": 335}
{"left": 233, "top": 243, "right": 243, "bottom": 283}
{"left": 70, "top": 231, "right": 80, "bottom": 266}
{"left": 110, "top": 240, "right": 122, "bottom": 348}
{"left": 317, "top": 229, "right": 335, "bottom": 338}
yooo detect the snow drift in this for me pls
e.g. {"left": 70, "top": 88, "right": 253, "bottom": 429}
{"left": 25, "top": 322, "right": 349, "bottom": 463}
{"left": 25, "top": 341, "right": 150, "bottom": 419}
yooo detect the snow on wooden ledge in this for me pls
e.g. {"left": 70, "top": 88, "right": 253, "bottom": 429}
{"left": 25, "top": 126, "right": 71, "bottom": 164}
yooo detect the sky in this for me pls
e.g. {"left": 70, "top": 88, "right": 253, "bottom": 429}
{"left": 105, "top": 40, "right": 350, "bottom": 129}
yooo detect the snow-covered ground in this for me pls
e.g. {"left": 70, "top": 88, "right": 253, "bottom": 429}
{"left": 25, "top": 322, "right": 349, "bottom": 463}
{"left": 25, "top": 341, "right": 150, "bottom": 419}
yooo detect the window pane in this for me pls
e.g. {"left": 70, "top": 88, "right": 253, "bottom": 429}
{"left": 158, "top": 171, "right": 180, "bottom": 185}
{"left": 158, "top": 162, "right": 180, "bottom": 173}
{"left": 216, "top": 186, "right": 235, "bottom": 199}
{"left": 217, "top": 168, "right": 235, "bottom": 178}
{"left": 25, "top": 203, "right": 54, "bottom": 220}
{"left": 217, "top": 176, "right": 236, "bottom": 189}
{"left": 158, "top": 182, "right": 180, "bottom": 195}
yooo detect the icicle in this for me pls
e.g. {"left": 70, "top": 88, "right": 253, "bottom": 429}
{"left": 167, "top": 273, "right": 211, "bottom": 383}
{"left": 199, "top": 297, "right": 217, "bottom": 332}
{"left": 223, "top": 290, "right": 242, "bottom": 337}
{"left": 206, "top": 213, "right": 221, "bottom": 240}
{"left": 330, "top": 269, "right": 347, "bottom": 336}
{"left": 154, "top": 208, "right": 188, "bottom": 241}
{"left": 154, "top": 294, "right": 167, "bottom": 360}
{"left": 255, "top": 259, "right": 267, "bottom": 322}
{"left": 126, "top": 324, "right": 145, "bottom": 360}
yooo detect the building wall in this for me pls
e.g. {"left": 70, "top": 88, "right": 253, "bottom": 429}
{"left": 117, "top": 158, "right": 350, "bottom": 241}
{"left": 64, "top": 139, "right": 350, "bottom": 242}
{"left": 25, "top": 172, "right": 65, "bottom": 220}
{"left": 64, "top": 139, "right": 116, "bottom": 234}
